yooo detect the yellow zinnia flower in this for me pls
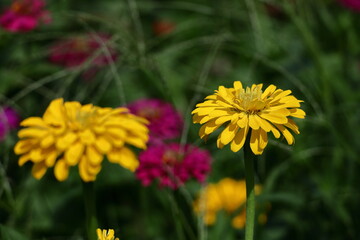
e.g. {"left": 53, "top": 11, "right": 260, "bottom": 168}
{"left": 193, "top": 178, "right": 261, "bottom": 229}
{"left": 191, "top": 81, "right": 305, "bottom": 154}
{"left": 14, "top": 98, "right": 149, "bottom": 182}
{"left": 97, "top": 228, "right": 119, "bottom": 240}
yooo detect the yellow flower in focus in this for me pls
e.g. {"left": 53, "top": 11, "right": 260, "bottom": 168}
{"left": 14, "top": 98, "right": 149, "bottom": 182}
{"left": 97, "top": 228, "right": 119, "bottom": 240}
{"left": 194, "top": 178, "right": 262, "bottom": 229}
{"left": 191, "top": 81, "right": 305, "bottom": 154}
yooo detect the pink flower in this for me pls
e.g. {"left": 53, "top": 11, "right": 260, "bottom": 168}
{"left": 0, "top": 0, "right": 51, "bottom": 33}
{"left": 49, "top": 34, "right": 118, "bottom": 79}
{"left": 136, "top": 143, "right": 211, "bottom": 189}
{"left": 127, "top": 99, "right": 183, "bottom": 144}
{"left": 0, "top": 107, "right": 20, "bottom": 140}
{"left": 49, "top": 34, "right": 117, "bottom": 68}
{"left": 339, "top": 0, "right": 360, "bottom": 11}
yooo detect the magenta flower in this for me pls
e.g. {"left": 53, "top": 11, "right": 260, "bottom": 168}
{"left": 136, "top": 143, "right": 211, "bottom": 189}
{"left": 127, "top": 99, "right": 183, "bottom": 144}
{"left": 49, "top": 34, "right": 117, "bottom": 67}
{"left": 339, "top": 0, "right": 360, "bottom": 11}
{"left": 0, "top": 107, "right": 20, "bottom": 140}
{"left": 0, "top": 0, "right": 51, "bottom": 33}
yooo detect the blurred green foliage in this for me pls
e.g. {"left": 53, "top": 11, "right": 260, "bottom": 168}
{"left": 1, "top": 0, "right": 360, "bottom": 239}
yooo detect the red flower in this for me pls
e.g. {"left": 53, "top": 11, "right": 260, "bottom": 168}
{"left": 49, "top": 34, "right": 118, "bottom": 79}
{"left": 136, "top": 143, "right": 211, "bottom": 189}
{"left": 0, "top": 0, "right": 50, "bottom": 33}
{"left": 127, "top": 99, "right": 183, "bottom": 144}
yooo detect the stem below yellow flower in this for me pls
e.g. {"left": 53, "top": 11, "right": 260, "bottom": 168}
{"left": 244, "top": 136, "right": 256, "bottom": 240}
{"left": 82, "top": 181, "right": 98, "bottom": 240}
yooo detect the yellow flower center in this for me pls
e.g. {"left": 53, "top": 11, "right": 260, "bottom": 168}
{"left": 235, "top": 86, "right": 267, "bottom": 114}
{"left": 162, "top": 150, "right": 183, "bottom": 166}
{"left": 68, "top": 109, "right": 97, "bottom": 131}
{"left": 138, "top": 108, "right": 161, "bottom": 121}
{"left": 73, "top": 37, "right": 91, "bottom": 52}
{"left": 11, "top": 1, "right": 31, "bottom": 14}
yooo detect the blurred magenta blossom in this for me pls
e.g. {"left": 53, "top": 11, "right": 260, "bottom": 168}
{"left": 49, "top": 34, "right": 117, "bottom": 68}
{"left": 136, "top": 143, "right": 211, "bottom": 189}
{"left": 49, "top": 34, "right": 118, "bottom": 79}
{"left": 0, "top": 107, "right": 20, "bottom": 140}
{"left": 339, "top": 0, "right": 360, "bottom": 11}
{"left": 0, "top": 0, "right": 50, "bottom": 33}
{"left": 127, "top": 99, "right": 183, "bottom": 144}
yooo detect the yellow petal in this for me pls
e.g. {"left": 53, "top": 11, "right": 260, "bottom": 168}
{"left": 201, "top": 119, "right": 221, "bottom": 135}
{"left": 233, "top": 81, "right": 243, "bottom": 90}
{"left": 250, "top": 129, "right": 262, "bottom": 155}
{"left": 208, "top": 109, "right": 231, "bottom": 118}
{"left": 65, "top": 141, "right": 84, "bottom": 166}
{"left": 45, "top": 151, "right": 57, "bottom": 167}
{"left": 289, "top": 108, "right": 306, "bottom": 118}
{"left": 108, "top": 147, "right": 139, "bottom": 171}
{"left": 18, "top": 154, "right": 31, "bottom": 166}
{"left": 216, "top": 137, "right": 225, "bottom": 149}
{"left": 56, "top": 132, "right": 78, "bottom": 150}
{"left": 64, "top": 101, "right": 81, "bottom": 120}
{"left": 106, "top": 127, "right": 126, "bottom": 139}
{"left": 125, "top": 135, "right": 147, "bottom": 149}
{"left": 237, "top": 114, "right": 248, "bottom": 128}
{"left": 219, "top": 122, "right": 238, "bottom": 145}
{"left": 18, "top": 128, "right": 47, "bottom": 139}
{"left": 275, "top": 124, "right": 295, "bottom": 145}
{"left": 261, "top": 85, "right": 277, "bottom": 99}
{"left": 255, "top": 115, "right": 272, "bottom": 132}
{"left": 258, "top": 128, "right": 268, "bottom": 151}
{"left": 230, "top": 126, "right": 249, "bottom": 152}
{"left": 20, "top": 117, "right": 46, "bottom": 127}
{"left": 14, "top": 139, "right": 36, "bottom": 154}
{"left": 79, "top": 129, "right": 96, "bottom": 145}
{"left": 30, "top": 148, "right": 45, "bottom": 162}
{"left": 259, "top": 110, "right": 289, "bottom": 124}
{"left": 285, "top": 118, "right": 300, "bottom": 134}
{"left": 96, "top": 229, "right": 102, "bottom": 240}
{"left": 215, "top": 115, "right": 232, "bottom": 125}
{"left": 248, "top": 115, "right": 260, "bottom": 130}
{"left": 79, "top": 156, "right": 96, "bottom": 182}
{"left": 54, "top": 158, "right": 69, "bottom": 181}
{"left": 31, "top": 162, "right": 47, "bottom": 179}
{"left": 87, "top": 145, "right": 103, "bottom": 165}
{"left": 41, "top": 134, "right": 55, "bottom": 148}
{"left": 270, "top": 90, "right": 292, "bottom": 102}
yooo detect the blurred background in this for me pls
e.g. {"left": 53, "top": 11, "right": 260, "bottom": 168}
{"left": 0, "top": 0, "right": 360, "bottom": 239}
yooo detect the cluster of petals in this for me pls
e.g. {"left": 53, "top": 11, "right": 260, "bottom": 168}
{"left": 127, "top": 99, "right": 183, "bottom": 144}
{"left": 0, "top": 106, "right": 20, "bottom": 140}
{"left": 192, "top": 81, "right": 305, "bottom": 155}
{"left": 97, "top": 229, "right": 119, "bottom": 240}
{"left": 49, "top": 34, "right": 117, "bottom": 78}
{"left": 135, "top": 143, "right": 211, "bottom": 189}
{"left": 14, "top": 98, "right": 149, "bottom": 182}
{"left": 0, "top": 0, "right": 51, "bottom": 33}
{"left": 193, "top": 178, "right": 261, "bottom": 229}
{"left": 339, "top": 0, "right": 360, "bottom": 11}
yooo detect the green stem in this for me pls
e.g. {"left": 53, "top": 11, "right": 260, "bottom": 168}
{"left": 244, "top": 142, "right": 256, "bottom": 240}
{"left": 82, "top": 181, "right": 98, "bottom": 240}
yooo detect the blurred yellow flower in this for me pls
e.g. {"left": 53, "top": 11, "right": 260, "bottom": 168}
{"left": 97, "top": 228, "right": 119, "bottom": 240}
{"left": 192, "top": 81, "right": 305, "bottom": 154}
{"left": 14, "top": 98, "right": 149, "bottom": 182}
{"left": 193, "top": 178, "right": 261, "bottom": 229}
